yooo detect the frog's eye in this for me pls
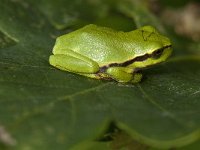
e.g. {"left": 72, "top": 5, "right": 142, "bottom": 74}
{"left": 152, "top": 49, "right": 163, "bottom": 59}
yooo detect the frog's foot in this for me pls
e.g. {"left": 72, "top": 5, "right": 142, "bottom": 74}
{"left": 131, "top": 73, "right": 142, "bottom": 83}
{"left": 49, "top": 50, "right": 99, "bottom": 74}
{"left": 106, "top": 67, "right": 143, "bottom": 83}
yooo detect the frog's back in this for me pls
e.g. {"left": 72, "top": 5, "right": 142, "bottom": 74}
{"left": 56, "top": 24, "right": 140, "bottom": 66}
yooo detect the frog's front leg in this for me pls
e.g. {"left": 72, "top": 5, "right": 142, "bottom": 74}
{"left": 49, "top": 50, "right": 99, "bottom": 74}
{"left": 106, "top": 67, "right": 142, "bottom": 83}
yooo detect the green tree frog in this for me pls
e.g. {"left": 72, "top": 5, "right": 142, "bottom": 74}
{"left": 49, "top": 24, "right": 172, "bottom": 83}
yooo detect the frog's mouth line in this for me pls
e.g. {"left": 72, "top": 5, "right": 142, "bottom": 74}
{"left": 99, "top": 45, "right": 172, "bottom": 73}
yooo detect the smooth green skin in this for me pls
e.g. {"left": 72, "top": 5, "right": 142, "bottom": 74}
{"left": 49, "top": 24, "right": 172, "bottom": 83}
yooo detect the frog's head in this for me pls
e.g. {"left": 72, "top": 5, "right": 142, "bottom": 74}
{"left": 129, "top": 26, "right": 172, "bottom": 68}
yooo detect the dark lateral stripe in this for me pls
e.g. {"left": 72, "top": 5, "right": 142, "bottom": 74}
{"left": 99, "top": 45, "right": 172, "bottom": 72}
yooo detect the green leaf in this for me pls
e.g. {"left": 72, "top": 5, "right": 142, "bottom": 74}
{"left": 28, "top": 0, "right": 110, "bottom": 30}
{"left": 0, "top": 0, "right": 200, "bottom": 150}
